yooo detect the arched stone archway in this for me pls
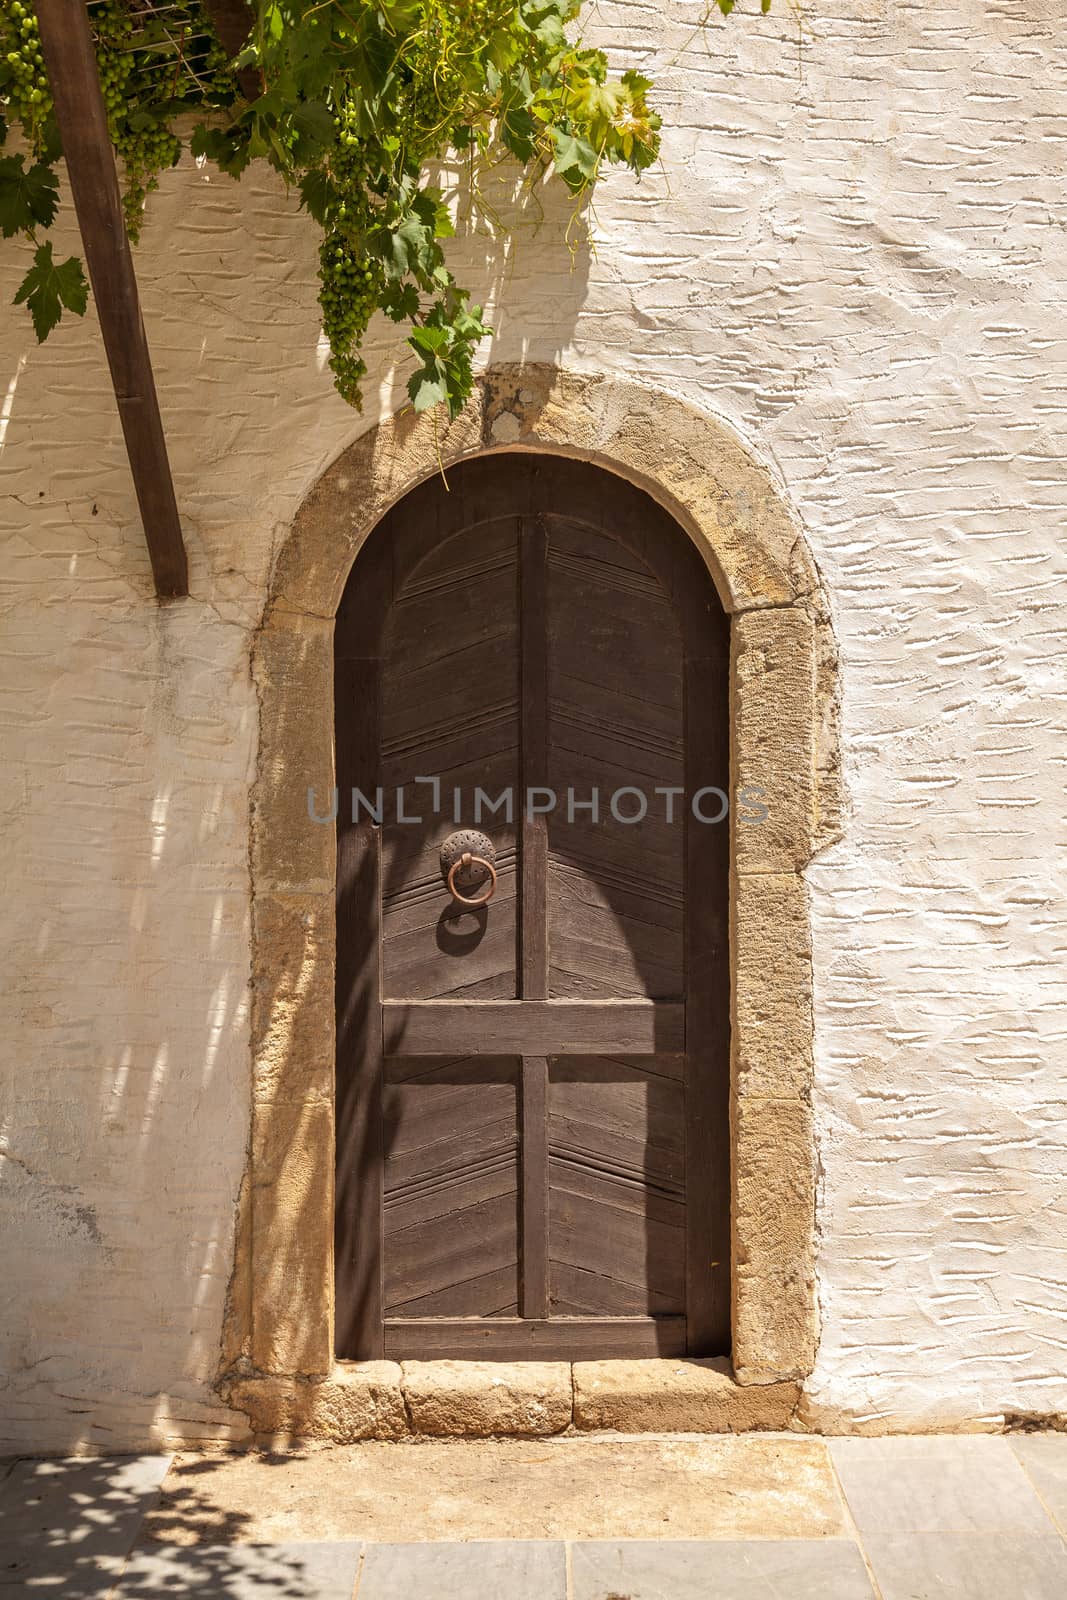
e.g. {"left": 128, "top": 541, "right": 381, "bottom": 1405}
{"left": 220, "top": 365, "right": 841, "bottom": 1437}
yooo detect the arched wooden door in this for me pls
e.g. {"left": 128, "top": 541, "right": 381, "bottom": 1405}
{"left": 335, "top": 455, "right": 729, "bottom": 1360}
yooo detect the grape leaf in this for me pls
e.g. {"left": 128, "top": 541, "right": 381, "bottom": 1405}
{"left": 190, "top": 122, "right": 252, "bottom": 178}
{"left": 381, "top": 282, "right": 420, "bottom": 323}
{"left": 550, "top": 128, "right": 599, "bottom": 190}
{"left": 0, "top": 155, "right": 60, "bottom": 238}
{"left": 407, "top": 367, "right": 449, "bottom": 412}
{"left": 298, "top": 168, "right": 336, "bottom": 224}
{"left": 292, "top": 100, "right": 335, "bottom": 147}
{"left": 13, "top": 242, "right": 89, "bottom": 342}
{"left": 408, "top": 324, "right": 450, "bottom": 356}
{"left": 389, "top": 210, "right": 437, "bottom": 277}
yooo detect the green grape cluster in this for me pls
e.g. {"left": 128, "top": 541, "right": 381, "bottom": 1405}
{"left": 91, "top": 1, "right": 181, "bottom": 241}
{"left": 318, "top": 230, "right": 382, "bottom": 408}
{"left": 91, "top": 0, "right": 133, "bottom": 110}
{"left": 405, "top": 0, "right": 465, "bottom": 154}
{"left": 331, "top": 92, "right": 375, "bottom": 192}
{"left": 112, "top": 119, "right": 181, "bottom": 240}
{"left": 452, "top": 0, "right": 515, "bottom": 44}
{"left": 199, "top": 31, "right": 240, "bottom": 105}
{"left": 0, "top": 0, "right": 52, "bottom": 149}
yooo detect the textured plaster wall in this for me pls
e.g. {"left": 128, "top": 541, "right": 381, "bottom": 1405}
{"left": 2, "top": 0, "right": 1066, "bottom": 1449}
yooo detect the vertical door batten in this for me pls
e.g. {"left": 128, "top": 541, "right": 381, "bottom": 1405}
{"left": 518, "top": 514, "right": 551, "bottom": 1317}
{"left": 519, "top": 515, "right": 549, "bottom": 999}
{"left": 334, "top": 525, "right": 392, "bottom": 1359}
{"left": 520, "top": 1055, "right": 550, "bottom": 1318}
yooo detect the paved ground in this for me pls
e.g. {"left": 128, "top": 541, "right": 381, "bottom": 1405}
{"left": 2, "top": 1432, "right": 1067, "bottom": 1597}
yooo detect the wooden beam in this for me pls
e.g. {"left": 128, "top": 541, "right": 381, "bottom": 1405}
{"left": 35, "top": 0, "right": 188, "bottom": 599}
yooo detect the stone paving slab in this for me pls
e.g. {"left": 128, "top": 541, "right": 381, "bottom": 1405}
{"left": 0, "top": 1454, "right": 172, "bottom": 1597}
{"left": 570, "top": 1538, "right": 877, "bottom": 1600}
{"left": 113, "top": 1541, "right": 363, "bottom": 1598}
{"left": 828, "top": 1435, "right": 1056, "bottom": 1535}
{"left": 1010, "top": 1435, "right": 1067, "bottom": 1533}
{"left": 357, "top": 1540, "right": 566, "bottom": 1599}
{"left": 862, "top": 1532, "right": 1067, "bottom": 1600}
{"left": 142, "top": 1435, "right": 848, "bottom": 1544}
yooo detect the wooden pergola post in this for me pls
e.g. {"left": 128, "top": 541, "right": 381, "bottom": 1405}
{"left": 35, "top": 0, "right": 189, "bottom": 599}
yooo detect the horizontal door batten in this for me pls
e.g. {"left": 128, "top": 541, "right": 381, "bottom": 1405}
{"left": 383, "top": 1315, "right": 686, "bottom": 1360}
{"left": 382, "top": 999, "right": 685, "bottom": 1057}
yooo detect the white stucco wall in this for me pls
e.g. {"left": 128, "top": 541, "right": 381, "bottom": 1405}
{"left": 2, "top": 0, "right": 1066, "bottom": 1450}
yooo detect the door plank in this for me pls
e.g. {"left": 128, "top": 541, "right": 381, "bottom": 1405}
{"left": 548, "top": 1157, "right": 686, "bottom": 1227}
{"left": 382, "top": 999, "right": 685, "bottom": 1056}
{"left": 550, "top": 1189, "right": 686, "bottom": 1306}
{"left": 385, "top": 1193, "right": 519, "bottom": 1311}
{"left": 550, "top": 1119, "right": 685, "bottom": 1193}
{"left": 388, "top": 1264, "right": 519, "bottom": 1318}
{"left": 550, "top": 1262, "right": 685, "bottom": 1319}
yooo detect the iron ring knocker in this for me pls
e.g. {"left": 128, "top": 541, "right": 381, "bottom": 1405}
{"left": 446, "top": 851, "right": 497, "bottom": 907}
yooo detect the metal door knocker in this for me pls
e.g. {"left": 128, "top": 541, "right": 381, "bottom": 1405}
{"left": 439, "top": 830, "right": 497, "bottom": 907}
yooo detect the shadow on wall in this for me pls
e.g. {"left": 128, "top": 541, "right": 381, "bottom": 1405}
{"left": 0, "top": 612, "right": 260, "bottom": 1452}
{"left": 0, "top": 1452, "right": 336, "bottom": 1596}
{"left": 364, "top": 157, "right": 592, "bottom": 408}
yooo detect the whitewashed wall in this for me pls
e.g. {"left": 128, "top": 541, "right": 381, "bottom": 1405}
{"left": 2, "top": 0, "right": 1066, "bottom": 1449}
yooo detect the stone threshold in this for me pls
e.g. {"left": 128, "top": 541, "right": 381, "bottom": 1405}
{"left": 223, "top": 1357, "right": 801, "bottom": 1444}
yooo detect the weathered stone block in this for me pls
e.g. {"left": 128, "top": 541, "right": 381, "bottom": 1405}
{"left": 250, "top": 1098, "right": 333, "bottom": 1376}
{"left": 252, "top": 615, "right": 335, "bottom": 895}
{"left": 732, "top": 607, "right": 816, "bottom": 875}
{"left": 401, "top": 1360, "right": 572, "bottom": 1437}
{"left": 732, "top": 1097, "right": 818, "bottom": 1383}
{"left": 251, "top": 891, "right": 334, "bottom": 1105}
{"left": 733, "top": 871, "right": 813, "bottom": 1099}
{"left": 572, "top": 1357, "right": 799, "bottom": 1433}
{"left": 226, "top": 1363, "right": 407, "bottom": 1442}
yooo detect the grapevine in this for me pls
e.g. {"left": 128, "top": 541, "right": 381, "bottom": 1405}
{"left": 1, "top": 0, "right": 772, "bottom": 417}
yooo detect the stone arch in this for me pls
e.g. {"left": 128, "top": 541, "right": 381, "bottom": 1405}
{"left": 222, "top": 365, "right": 841, "bottom": 1436}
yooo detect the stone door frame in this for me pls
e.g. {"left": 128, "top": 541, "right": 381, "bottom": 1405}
{"left": 221, "top": 365, "right": 840, "bottom": 1433}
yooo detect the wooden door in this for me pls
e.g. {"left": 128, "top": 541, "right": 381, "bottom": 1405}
{"left": 335, "top": 455, "right": 729, "bottom": 1360}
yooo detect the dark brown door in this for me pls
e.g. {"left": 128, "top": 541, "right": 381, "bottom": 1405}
{"left": 335, "top": 455, "right": 729, "bottom": 1360}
